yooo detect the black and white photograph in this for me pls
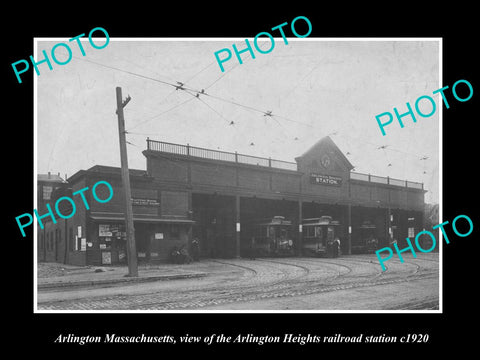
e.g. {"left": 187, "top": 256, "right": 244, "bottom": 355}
{"left": 34, "top": 38, "right": 440, "bottom": 312}
{"left": 5, "top": 5, "right": 478, "bottom": 354}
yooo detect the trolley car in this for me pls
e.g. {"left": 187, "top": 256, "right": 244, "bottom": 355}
{"left": 352, "top": 221, "right": 378, "bottom": 254}
{"left": 302, "top": 216, "right": 341, "bottom": 257}
{"left": 252, "top": 216, "right": 295, "bottom": 257}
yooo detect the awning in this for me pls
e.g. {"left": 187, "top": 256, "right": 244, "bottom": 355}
{"left": 90, "top": 212, "right": 195, "bottom": 224}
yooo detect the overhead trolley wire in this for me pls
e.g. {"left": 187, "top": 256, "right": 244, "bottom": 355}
{"left": 74, "top": 56, "right": 178, "bottom": 89}
{"left": 204, "top": 40, "right": 273, "bottom": 91}
{"left": 76, "top": 55, "right": 319, "bottom": 129}
{"left": 127, "top": 95, "right": 196, "bottom": 131}
{"left": 183, "top": 61, "right": 215, "bottom": 85}
{"left": 77, "top": 56, "right": 435, "bottom": 171}
{"left": 191, "top": 92, "right": 233, "bottom": 126}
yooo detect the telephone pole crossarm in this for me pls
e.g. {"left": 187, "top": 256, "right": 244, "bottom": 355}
{"left": 115, "top": 95, "right": 132, "bottom": 114}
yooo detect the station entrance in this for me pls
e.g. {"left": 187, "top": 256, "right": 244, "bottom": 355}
{"left": 350, "top": 206, "right": 425, "bottom": 254}
{"left": 192, "top": 192, "right": 424, "bottom": 259}
{"left": 302, "top": 201, "right": 348, "bottom": 254}
{"left": 192, "top": 193, "right": 351, "bottom": 258}
{"left": 192, "top": 193, "right": 236, "bottom": 258}
{"left": 239, "top": 197, "right": 298, "bottom": 257}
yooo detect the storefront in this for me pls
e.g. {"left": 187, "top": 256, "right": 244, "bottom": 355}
{"left": 89, "top": 216, "right": 194, "bottom": 265}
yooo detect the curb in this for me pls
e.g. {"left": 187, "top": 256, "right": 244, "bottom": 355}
{"left": 38, "top": 272, "right": 207, "bottom": 290}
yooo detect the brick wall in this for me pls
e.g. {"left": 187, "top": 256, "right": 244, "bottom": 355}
{"left": 297, "top": 143, "right": 350, "bottom": 200}
{"left": 238, "top": 168, "right": 270, "bottom": 190}
{"left": 350, "top": 180, "right": 424, "bottom": 211}
{"left": 161, "top": 191, "right": 188, "bottom": 216}
{"left": 191, "top": 162, "right": 236, "bottom": 186}
{"left": 149, "top": 157, "right": 188, "bottom": 183}
{"left": 144, "top": 149, "right": 425, "bottom": 212}
{"left": 350, "top": 182, "right": 370, "bottom": 201}
{"left": 271, "top": 173, "right": 301, "bottom": 193}
{"left": 87, "top": 175, "right": 159, "bottom": 217}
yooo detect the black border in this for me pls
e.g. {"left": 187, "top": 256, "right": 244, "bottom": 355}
{"left": 5, "top": 4, "right": 478, "bottom": 354}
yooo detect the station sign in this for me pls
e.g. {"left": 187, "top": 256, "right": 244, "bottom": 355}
{"left": 310, "top": 173, "right": 342, "bottom": 186}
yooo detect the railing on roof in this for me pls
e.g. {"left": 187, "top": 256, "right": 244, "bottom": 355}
{"left": 350, "top": 172, "right": 424, "bottom": 190}
{"left": 146, "top": 139, "right": 424, "bottom": 188}
{"left": 146, "top": 138, "right": 298, "bottom": 171}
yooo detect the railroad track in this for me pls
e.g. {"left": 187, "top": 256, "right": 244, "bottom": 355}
{"left": 37, "top": 257, "right": 439, "bottom": 311}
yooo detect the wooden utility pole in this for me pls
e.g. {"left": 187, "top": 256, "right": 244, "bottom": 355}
{"left": 116, "top": 86, "right": 138, "bottom": 277}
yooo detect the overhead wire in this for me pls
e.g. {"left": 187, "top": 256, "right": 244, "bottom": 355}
{"left": 183, "top": 61, "right": 214, "bottom": 85}
{"left": 192, "top": 92, "right": 233, "bottom": 126}
{"left": 76, "top": 56, "right": 331, "bottom": 135}
{"left": 127, "top": 95, "right": 196, "bottom": 131}
{"left": 144, "top": 60, "right": 217, "bottom": 119}
{"left": 77, "top": 55, "right": 434, "bottom": 174}
{"left": 73, "top": 56, "right": 179, "bottom": 89}
{"left": 203, "top": 40, "right": 272, "bottom": 91}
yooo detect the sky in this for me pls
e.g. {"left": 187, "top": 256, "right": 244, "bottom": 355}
{"left": 36, "top": 38, "right": 440, "bottom": 203}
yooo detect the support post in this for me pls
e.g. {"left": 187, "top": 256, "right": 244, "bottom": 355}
{"left": 387, "top": 207, "right": 392, "bottom": 247}
{"left": 116, "top": 87, "right": 138, "bottom": 277}
{"left": 235, "top": 195, "right": 241, "bottom": 258}
{"left": 298, "top": 199, "right": 303, "bottom": 256}
{"left": 347, "top": 203, "right": 352, "bottom": 255}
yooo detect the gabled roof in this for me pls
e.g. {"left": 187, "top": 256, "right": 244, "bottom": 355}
{"left": 296, "top": 136, "right": 354, "bottom": 171}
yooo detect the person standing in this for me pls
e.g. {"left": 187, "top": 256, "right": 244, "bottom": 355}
{"left": 333, "top": 237, "right": 341, "bottom": 257}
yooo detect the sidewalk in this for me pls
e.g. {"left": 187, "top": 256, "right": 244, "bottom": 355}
{"left": 37, "top": 261, "right": 218, "bottom": 290}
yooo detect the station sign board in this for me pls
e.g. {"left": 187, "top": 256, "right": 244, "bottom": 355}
{"left": 310, "top": 173, "right": 342, "bottom": 186}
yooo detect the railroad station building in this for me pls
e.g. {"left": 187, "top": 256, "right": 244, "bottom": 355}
{"left": 37, "top": 136, "right": 426, "bottom": 266}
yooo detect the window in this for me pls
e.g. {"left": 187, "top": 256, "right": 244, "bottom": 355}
{"left": 267, "top": 226, "right": 275, "bottom": 238}
{"left": 43, "top": 185, "right": 53, "bottom": 200}
{"left": 305, "top": 226, "right": 314, "bottom": 237}
{"left": 327, "top": 227, "right": 334, "bottom": 241}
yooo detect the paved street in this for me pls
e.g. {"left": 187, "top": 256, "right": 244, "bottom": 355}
{"left": 37, "top": 253, "right": 439, "bottom": 311}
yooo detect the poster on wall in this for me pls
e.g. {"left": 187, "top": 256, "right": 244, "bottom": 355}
{"left": 99, "top": 224, "right": 113, "bottom": 237}
{"left": 102, "top": 252, "right": 112, "bottom": 265}
{"left": 408, "top": 227, "right": 415, "bottom": 238}
{"left": 80, "top": 238, "right": 86, "bottom": 251}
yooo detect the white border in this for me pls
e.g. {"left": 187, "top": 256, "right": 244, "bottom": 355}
{"left": 33, "top": 38, "right": 38, "bottom": 311}
{"left": 33, "top": 37, "right": 442, "bottom": 314}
